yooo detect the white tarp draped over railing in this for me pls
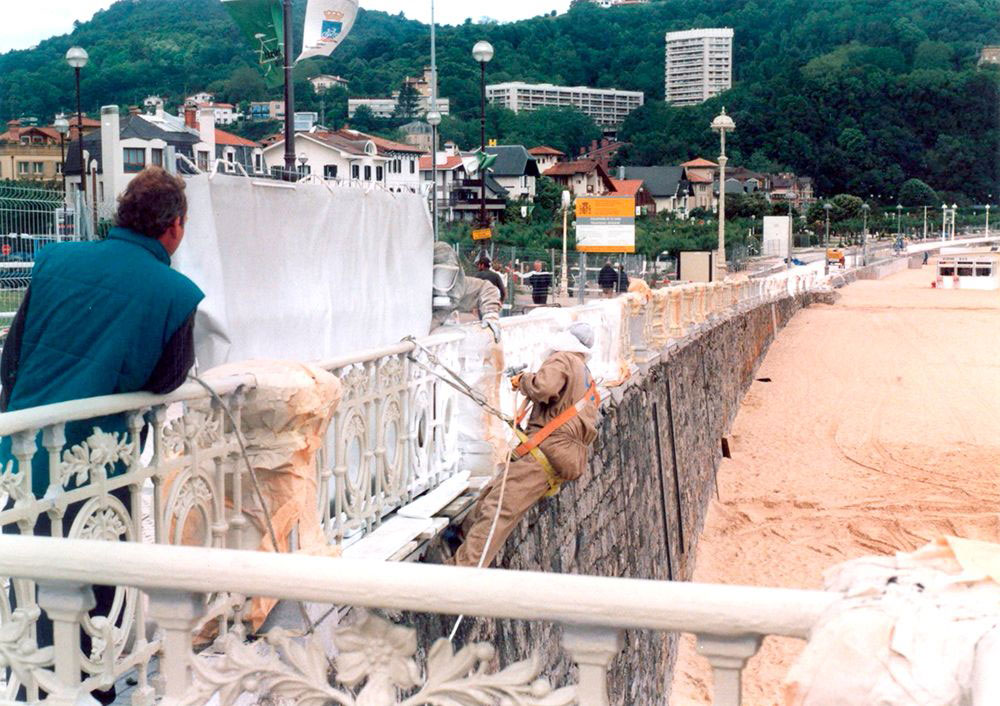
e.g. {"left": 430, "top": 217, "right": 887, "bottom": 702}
{"left": 173, "top": 174, "right": 434, "bottom": 369}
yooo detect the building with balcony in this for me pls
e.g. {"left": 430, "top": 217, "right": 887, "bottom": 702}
{"left": 543, "top": 159, "right": 616, "bottom": 197}
{"left": 420, "top": 150, "right": 508, "bottom": 222}
{"left": 0, "top": 120, "right": 65, "bottom": 182}
{"left": 309, "top": 74, "right": 350, "bottom": 92}
{"left": 348, "top": 96, "right": 451, "bottom": 120}
{"left": 483, "top": 145, "right": 541, "bottom": 201}
{"left": 250, "top": 101, "right": 286, "bottom": 121}
{"left": 665, "top": 28, "right": 734, "bottom": 106}
{"left": 485, "top": 82, "right": 644, "bottom": 128}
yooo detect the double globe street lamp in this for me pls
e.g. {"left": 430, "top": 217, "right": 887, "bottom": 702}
{"left": 66, "top": 46, "right": 89, "bottom": 200}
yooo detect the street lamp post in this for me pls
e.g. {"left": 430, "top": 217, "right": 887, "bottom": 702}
{"left": 986, "top": 203, "right": 991, "bottom": 238}
{"left": 823, "top": 202, "right": 831, "bottom": 246}
{"left": 861, "top": 203, "right": 870, "bottom": 266}
{"left": 942, "top": 203, "right": 947, "bottom": 241}
{"left": 923, "top": 205, "right": 927, "bottom": 240}
{"left": 426, "top": 110, "right": 442, "bottom": 241}
{"left": 66, "top": 46, "right": 88, "bottom": 200}
{"left": 896, "top": 204, "right": 902, "bottom": 242}
{"left": 951, "top": 203, "right": 957, "bottom": 240}
{"left": 472, "top": 40, "right": 494, "bottom": 229}
{"left": 297, "top": 153, "right": 308, "bottom": 177}
{"left": 54, "top": 116, "right": 69, "bottom": 195}
{"left": 560, "top": 190, "right": 571, "bottom": 298}
{"left": 281, "top": 0, "right": 296, "bottom": 175}
{"left": 711, "top": 108, "right": 735, "bottom": 280}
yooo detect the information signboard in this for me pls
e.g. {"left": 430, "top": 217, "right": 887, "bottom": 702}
{"left": 575, "top": 196, "right": 635, "bottom": 253}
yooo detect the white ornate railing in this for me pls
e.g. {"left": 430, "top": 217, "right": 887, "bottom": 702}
{"left": 0, "top": 266, "right": 849, "bottom": 703}
{"left": 0, "top": 331, "right": 462, "bottom": 701}
{"left": 0, "top": 535, "right": 841, "bottom": 706}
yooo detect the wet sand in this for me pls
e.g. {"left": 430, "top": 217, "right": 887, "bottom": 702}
{"left": 671, "top": 264, "right": 1000, "bottom": 705}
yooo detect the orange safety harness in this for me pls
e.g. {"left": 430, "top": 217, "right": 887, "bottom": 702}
{"left": 511, "top": 374, "right": 600, "bottom": 497}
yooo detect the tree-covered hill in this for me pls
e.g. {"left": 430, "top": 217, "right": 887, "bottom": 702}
{"left": 0, "top": 0, "right": 997, "bottom": 201}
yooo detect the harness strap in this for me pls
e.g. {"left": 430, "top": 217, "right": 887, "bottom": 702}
{"left": 512, "top": 427, "right": 562, "bottom": 498}
{"left": 513, "top": 381, "right": 599, "bottom": 459}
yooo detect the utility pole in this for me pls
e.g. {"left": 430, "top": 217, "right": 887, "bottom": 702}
{"left": 282, "top": 0, "right": 296, "bottom": 175}
{"left": 923, "top": 205, "right": 927, "bottom": 240}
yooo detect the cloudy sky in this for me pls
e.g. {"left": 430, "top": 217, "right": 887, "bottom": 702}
{"left": 1, "top": 0, "right": 571, "bottom": 53}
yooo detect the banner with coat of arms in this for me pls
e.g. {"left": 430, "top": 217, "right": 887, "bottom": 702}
{"left": 298, "top": 0, "right": 360, "bottom": 61}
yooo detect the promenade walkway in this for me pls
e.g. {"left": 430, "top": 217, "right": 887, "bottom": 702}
{"left": 672, "top": 264, "right": 1000, "bottom": 704}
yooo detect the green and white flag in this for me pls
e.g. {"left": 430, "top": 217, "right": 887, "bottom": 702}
{"left": 221, "top": 0, "right": 284, "bottom": 87}
{"left": 298, "top": 0, "right": 359, "bottom": 61}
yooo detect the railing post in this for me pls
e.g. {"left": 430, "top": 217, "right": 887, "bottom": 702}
{"left": 147, "top": 590, "right": 204, "bottom": 702}
{"left": 561, "top": 624, "right": 623, "bottom": 706}
{"left": 695, "top": 634, "right": 762, "bottom": 706}
{"left": 36, "top": 581, "right": 95, "bottom": 703}
{"left": 669, "top": 289, "right": 684, "bottom": 338}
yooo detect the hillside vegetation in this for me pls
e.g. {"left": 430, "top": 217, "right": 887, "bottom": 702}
{"left": 0, "top": 0, "right": 997, "bottom": 201}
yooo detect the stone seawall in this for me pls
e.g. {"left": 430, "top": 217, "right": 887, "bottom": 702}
{"left": 415, "top": 292, "right": 817, "bottom": 702}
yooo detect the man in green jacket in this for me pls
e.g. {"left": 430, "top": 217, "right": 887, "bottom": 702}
{"left": 0, "top": 166, "right": 204, "bottom": 703}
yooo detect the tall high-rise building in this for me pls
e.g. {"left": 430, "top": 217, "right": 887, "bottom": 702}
{"left": 664, "top": 28, "right": 734, "bottom": 107}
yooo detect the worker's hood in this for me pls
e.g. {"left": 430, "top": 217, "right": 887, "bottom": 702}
{"left": 433, "top": 242, "right": 466, "bottom": 309}
{"left": 544, "top": 331, "right": 593, "bottom": 361}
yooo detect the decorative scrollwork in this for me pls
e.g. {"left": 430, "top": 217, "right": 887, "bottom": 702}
{"left": 378, "top": 358, "right": 405, "bottom": 389}
{"left": 162, "top": 406, "right": 223, "bottom": 459}
{"left": 341, "top": 367, "right": 371, "bottom": 399}
{"left": 185, "top": 611, "right": 575, "bottom": 706}
{"left": 58, "top": 428, "right": 135, "bottom": 489}
{"left": 164, "top": 471, "right": 215, "bottom": 546}
{"left": 0, "top": 457, "right": 26, "bottom": 505}
{"left": 0, "top": 609, "right": 53, "bottom": 691}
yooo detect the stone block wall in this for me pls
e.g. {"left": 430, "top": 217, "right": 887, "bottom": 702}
{"left": 415, "top": 293, "right": 814, "bottom": 702}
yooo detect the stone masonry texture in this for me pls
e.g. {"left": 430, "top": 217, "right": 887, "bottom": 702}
{"left": 413, "top": 292, "right": 816, "bottom": 702}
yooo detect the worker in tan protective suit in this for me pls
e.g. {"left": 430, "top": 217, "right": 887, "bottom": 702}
{"left": 452, "top": 322, "right": 600, "bottom": 567}
{"left": 432, "top": 242, "right": 502, "bottom": 341}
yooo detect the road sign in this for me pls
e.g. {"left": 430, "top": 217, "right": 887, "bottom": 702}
{"left": 575, "top": 196, "right": 635, "bottom": 253}
{"left": 472, "top": 228, "right": 492, "bottom": 241}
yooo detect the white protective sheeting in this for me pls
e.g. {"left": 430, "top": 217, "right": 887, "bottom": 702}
{"left": 174, "top": 174, "right": 433, "bottom": 368}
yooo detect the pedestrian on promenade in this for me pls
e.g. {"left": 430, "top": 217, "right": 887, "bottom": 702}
{"left": 522, "top": 260, "right": 553, "bottom": 305}
{"left": 616, "top": 263, "right": 630, "bottom": 293}
{"left": 598, "top": 260, "right": 617, "bottom": 297}
{"left": 474, "top": 253, "right": 506, "bottom": 301}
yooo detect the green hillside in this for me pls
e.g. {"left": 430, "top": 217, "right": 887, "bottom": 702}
{"left": 0, "top": 0, "right": 997, "bottom": 201}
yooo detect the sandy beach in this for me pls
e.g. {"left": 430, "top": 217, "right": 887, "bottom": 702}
{"left": 670, "top": 264, "right": 1000, "bottom": 705}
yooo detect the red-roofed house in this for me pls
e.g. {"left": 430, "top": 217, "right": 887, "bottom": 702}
{"left": 528, "top": 146, "right": 565, "bottom": 173}
{"left": 681, "top": 157, "right": 718, "bottom": 211}
{"left": 420, "top": 151, "right": 509, "bottom": 223}
{"left": 580, "top": 139, "right": 627, "bottom": 173}
{"left": 334, "top": 128, "right": 426, "bottom": 192}
{"left": 543, "top": 160, "right": 616, "bottom": 197}
{"left": 0, "top": 120, "right": 64, "bottom": 182}
{"left": 215, "top": 128, "right": 264, "bottom": 173}
{"left": 610, "top": 178, "right": 656, "bottom": 216}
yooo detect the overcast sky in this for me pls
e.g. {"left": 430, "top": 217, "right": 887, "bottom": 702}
{"left": 1, "top": 0, "right": 571, "bottom": 53}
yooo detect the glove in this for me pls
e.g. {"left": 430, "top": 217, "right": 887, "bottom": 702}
{"left": 510, "top": 373, "right": 523, "bottom": 391}
{"left": 482, "top": 319, "right": 501, "bottom": 343}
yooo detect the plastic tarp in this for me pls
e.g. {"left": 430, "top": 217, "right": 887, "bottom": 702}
{"left": 783, "top": 537, "right": 1000, "bottom": 706}
{"left": 173, "top": 174, "right": 433, "bottom": 369}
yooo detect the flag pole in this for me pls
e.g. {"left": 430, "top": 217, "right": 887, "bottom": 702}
{"left": 282, "top": 0, "right": 296, "bottom": 176}
{"left": 431, "top": 0, "right": 438, "bottom": 241}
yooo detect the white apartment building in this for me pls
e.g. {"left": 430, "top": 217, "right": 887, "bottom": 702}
{"left": 347, "top": 97, "right": 450, "bottom": 119}
{"left": 587, "top": 0, "right": 649, "bottom": 6}
{"left": 485, "top": 82, "right": 644, "bottom": 128}
{"left": 664, "top": 28, "right": 734, "bottom": 106}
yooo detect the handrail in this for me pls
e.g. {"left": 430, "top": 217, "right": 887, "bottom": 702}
{"left": 0, "top": 535, "right": 839, "bottom": 639}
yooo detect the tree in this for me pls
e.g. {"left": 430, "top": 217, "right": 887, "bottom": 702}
{"left": 898, "top": 178, "right": 938, "bottom": 207}
{"left": 830, "top": 194, "right": 865, "bottom": 222}
{"left": 393, "top": 82, "right": 420, "bottom": 122}
{"left": 350, "top": 105, "right": 379, "bottom": 133}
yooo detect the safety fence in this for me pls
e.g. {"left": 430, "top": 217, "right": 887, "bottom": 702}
{"left": 0, "top": 266, "right": 837, "bottom": 705}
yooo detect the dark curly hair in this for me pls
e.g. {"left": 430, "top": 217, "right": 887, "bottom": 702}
{"left": 115, "top": 167, "right": 187, "bottom": 238}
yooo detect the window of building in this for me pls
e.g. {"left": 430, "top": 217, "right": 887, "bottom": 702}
{"left": 226, "top": 151, "right": 234, "bottom": 163}
{"left": 254, "top": 154, "right": 262, "bottom": 172}
{"left": 32, "top": 162, "right": 44, "bottom": 174}
{"left": 197, "top": 150, "right": 210, "bottom": 172}
{"left": 324, "top": 164, "right": 339, "bottom": 179}
{"left": 124, "top": 148, "right": 146, "bottom": 173}
{"left": 299, "top": 164, "right": 311, "bottom": 176}
{"left": 409, "top": 159, "right": 416, "bottom": 174}
{"left": 351, "top": 164, "right": 360, "bottom": 179}
{"left": 376, "top": 166, "right": 384, "bottom": 181}
{"left": 17, "top": 162, "right": 29, "bottom": 175}
{"left": 364, "top": 165, "right": 372, "bottom": 181}
{"left": 56, "top": 162, "right": 63, "bottom": 175}
{"left": 151, "top": 149, "right": 163, "bottom": 167}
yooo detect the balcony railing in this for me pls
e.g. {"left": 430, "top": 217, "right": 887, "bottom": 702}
{"left": 0, "top": 269, "right": 838, "bottom": 704}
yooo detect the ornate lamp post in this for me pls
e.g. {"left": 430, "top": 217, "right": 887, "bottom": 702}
{"left": 861, "top": 202, "right": 870, "bottom": 266}
{"left": 823, "top": 202, "right": 831, "bottom": 246}
{"left": 66, "top": 46, "right": 88, "bottom": 199}
{"left": 896, "top": 204, "right": 903, "bottom": 241}
{"left": 941, "top": 203, "right": 948, "bottom": 240}
{"left": 54, "top": 116, "right": 69, "bottom": 194}
{"left": 711, "top": 108, "right": 735, "bottom": 280}
{"left": 426, "top": 110, "right": 441, "bottom": 241}
{"left": 986, "top": 203, "right": 991, "bottom": 238}
{"left": 297, "top": 152, "right": 308, "bottom": 177}
{"left": 472, "top": 40, "right": 494, "bottom": 229}
{"left": 951, "top": 203, "right": 958, "bottom": 240}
